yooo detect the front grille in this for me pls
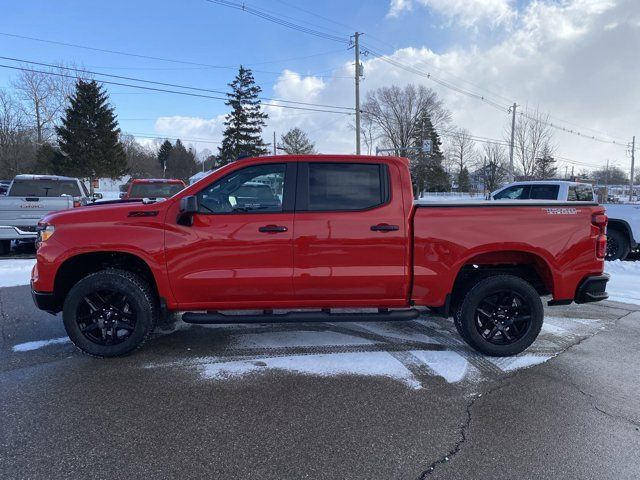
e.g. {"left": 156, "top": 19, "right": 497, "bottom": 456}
{"left": 17, "top": 226, "right": 38, "bottom": 232}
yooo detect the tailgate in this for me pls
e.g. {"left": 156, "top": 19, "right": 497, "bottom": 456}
{"left": 0, "top": 197, "right": 74, "bottom": 227}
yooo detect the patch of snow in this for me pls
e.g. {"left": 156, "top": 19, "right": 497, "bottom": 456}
{"left": 12, "top": 336, "right": 70, "bottom": 352}
{"left": 0, "top": 259, "right": 36, "bottom": 287}
{"left": 409, "top": 350, "right": 470, "bottom": 383}
{"left": 488, "top": 354, "right": 553, "bottom": 372}
{"left": 605, "top": 260, "right": 640, "bottom": 305}
{"left": 540, "top": 322, "right": 567, "bottom": 335}
{"left": 200, "top": 351, "right": 423, "bottom": 389}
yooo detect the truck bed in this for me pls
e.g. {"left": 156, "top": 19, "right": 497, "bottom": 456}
{"left": 411, "top": 201, "right": 604, "bottom": 306}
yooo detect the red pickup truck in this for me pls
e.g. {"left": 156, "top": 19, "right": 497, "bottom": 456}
{"left": 31, "top": 155, "right": 609, "bottom": 358}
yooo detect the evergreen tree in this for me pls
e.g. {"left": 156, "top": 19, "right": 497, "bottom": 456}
{"left": 534, "top": 145, "right": 557, "bottom": 179}
{"left": 410, "top": 113, "right": 449, "bottom": 197}
{"left": 165, "top": 139, "right": 198, "bottom": 182}
{"left": 55, "top": 80, "right": 126, "bottom": 187}
{"left": 278, "top": 127, "right": 316, "bottom": 154}
{"left": 218, "top": 66, "right": 268, "bottom": 165}
{"left": 157, "top": 139, "right": 173, "bottom": 175}
{"left": 458, "top": 166, "right": 471, "bottom": 191}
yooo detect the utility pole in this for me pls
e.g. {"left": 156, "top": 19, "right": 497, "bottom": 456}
{"left": 353, "top": 32, "right": 362, "bottom": 155}
{"left": 273, "top": 131, "right": 277, "bottom": 155}
{"left": 630, "top": 135, "right": 636, "bottom": 202}
{"left": 508, "top": 103, "right": 517, "bottom": 183}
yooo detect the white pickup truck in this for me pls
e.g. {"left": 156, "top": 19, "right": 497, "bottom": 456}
{"left": 0, "top": 175, "right": 95, "bottom": 254}
{"left": 491, "top": 180, "right": 639, "bottom": 260}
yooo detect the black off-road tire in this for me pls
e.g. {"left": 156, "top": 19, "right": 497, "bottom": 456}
{"left": 63, "top": 269, "right": 158, "bottom": 357}
{"left": 454, "top": 275, "right": 544, "bottom": 356}
{"left": 605, "top": 228, "right": 630, "bottom": 261}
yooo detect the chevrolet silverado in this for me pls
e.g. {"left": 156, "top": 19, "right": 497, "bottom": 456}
{"left": 31, "top": 155, "right": 609, "bottom": 357}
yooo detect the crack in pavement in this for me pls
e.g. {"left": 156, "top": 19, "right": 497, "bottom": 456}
{"left": 414, "top": 308, "right": 638, "bottom": 478}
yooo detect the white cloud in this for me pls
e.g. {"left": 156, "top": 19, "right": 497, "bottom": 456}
{"left": 387, "top": 0, "right": 413, "bottom": 18}
{"left": 387, "top": 0, "right": 516, "bottom": 27}
{"left": 151, "top": 0, "right": 639, "bottom": 172}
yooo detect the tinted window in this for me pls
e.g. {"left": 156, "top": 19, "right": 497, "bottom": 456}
{"left": 9, "top": 179, "right": 81, "bottom": 197}
{"left": 529, "top": 184, "right": 559, "bottom": 200}
{"left": 197, "top": 164, "right": 285, "bottom": 214}
{"left": 493, "top": 185, "right": 529, "bottom": 200}
{"left": 307, "top": 163, "right": 385, "bottom": 211}
{"left": 130, "top": 183, "right": 184, "bottom": 198}
{"left": 568, "top": 184, "right": 594, "bottom": 201}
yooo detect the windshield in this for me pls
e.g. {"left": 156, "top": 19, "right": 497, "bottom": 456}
{"left": 129, "top": 182, "right": 184, "bottom": 198}
{"left": 9, "top": 179, "right": 81, "bottom": 197}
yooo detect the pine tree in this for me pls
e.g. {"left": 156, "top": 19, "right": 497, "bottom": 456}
{"left": 218, "top": 66, "right": 268, "bottom": 165}
{"left": 534, "top": 145, "right": 557, "bottom": 179}
{"left": 410, "top": 113, "right": 449, "bottom": 197}
{"left": 278, "top": 128, "right": 316, "bottom": 154}
{"left": 165, "top": 139, "right": 198, "bottom": 182}
{"left": 157, "top": 139, "right": 173, "bottom": 176}
{"left": 55, "top": 80, "right": 126, "bottom": 187}
{"left": 458, "top": 166, "right": 471, "bottom": 191}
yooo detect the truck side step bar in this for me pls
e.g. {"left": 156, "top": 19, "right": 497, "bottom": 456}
{"left": 181, "top": 308, "right": 421, "bottom": 324}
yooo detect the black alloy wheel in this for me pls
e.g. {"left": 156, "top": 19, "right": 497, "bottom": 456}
{"left": 76, "top": 290, "right": 138, "bottom": 346}
{"left": 474, "top": 290, "right": 532, "bottom": 345}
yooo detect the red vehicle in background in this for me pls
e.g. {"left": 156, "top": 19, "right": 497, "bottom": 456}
{"left": 121, "top": 178, "right": 186, "bottom": 200}
{"left": 31, "top": 155, "right": 609, "bottom": 358}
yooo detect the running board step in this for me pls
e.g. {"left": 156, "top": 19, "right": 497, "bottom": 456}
{"left": 181, "top": 309, "right": 420, "bottom": 324}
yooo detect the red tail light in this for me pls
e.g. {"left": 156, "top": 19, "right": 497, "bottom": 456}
{"left": 596, "top": 234, "right": 607, "bottom": 259}
{"left": 592, "top": 214, "right": 607, "bottom": 233}
{"left": 73, "top": 200, "right": 81, "bottom": 208}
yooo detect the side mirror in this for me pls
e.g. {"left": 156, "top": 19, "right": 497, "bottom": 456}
{"left": 91, "top": 193, "right": 103, "bottom": 201}
{"left": 179, "top": 195, "right": 198, "bottom": 214}
{"left": 178, "top": 195, "right": 198, "bottom": 226}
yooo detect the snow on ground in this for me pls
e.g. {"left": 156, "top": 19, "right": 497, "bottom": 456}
{"left": 605, "top": 260, "right": 640, "bottom": 305}
{"left": 12, "top": 337, "right": 70, "bottom": 352}
{"left": 0, "top": 259, "right": 36, "bottom": 287}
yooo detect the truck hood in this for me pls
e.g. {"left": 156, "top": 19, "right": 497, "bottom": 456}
{"left": 42, "top": 199, "right": 170, "bottom": 226}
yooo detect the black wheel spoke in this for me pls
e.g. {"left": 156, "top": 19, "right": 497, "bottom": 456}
{"left": 475, "top": 290, "right": 533, "bottom": 346}
{"left": 76, "top": 288, "right": 137, "bottom": 346}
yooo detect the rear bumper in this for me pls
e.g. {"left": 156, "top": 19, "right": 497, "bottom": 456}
{"left": 0, "top": 225, "right": 38, "bottom": 240}
{"left": 574, "top": 274, "right": 609, "bottom": 304}
{"left": 31, "top": 288, "right": 59, "bottom": 314}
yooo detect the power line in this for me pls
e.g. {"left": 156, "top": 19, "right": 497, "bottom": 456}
{"left": 0, "top": 55, "right": 354, "bottom": 111}
{"left": 0, "top": 31, "right": 350, "bottom": 79}
{"left": 362, "top": 46, "right": 512, "bottom": 113}
{"left": 0, "top": 63, "right": 354, "bottom": 115}
{"left": 205, "top": 0, "right": 351, "bottom": 44}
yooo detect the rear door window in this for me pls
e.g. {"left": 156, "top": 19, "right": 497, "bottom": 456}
{"left": 568, "top": 184, "right": 595, "bottom": 201}
{"left": 302, "top": 162, "right": 388, "bottom": 211}
{"left": 529, "top": 184, "right": 560, "bottom": 200}
{"left": 8, "top": 179, "right": 81, "bottom": 197}
{"left": 493, "top": 185, "right": 530, "bottom": 200}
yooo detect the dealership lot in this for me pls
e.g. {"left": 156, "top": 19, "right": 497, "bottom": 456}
{"left": 1, "top": 281, "right": 639, "bottom": 480}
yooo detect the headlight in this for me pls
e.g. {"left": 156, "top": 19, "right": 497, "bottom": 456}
{"left": 37, "top": 223, "right": 55, "bottom": 242}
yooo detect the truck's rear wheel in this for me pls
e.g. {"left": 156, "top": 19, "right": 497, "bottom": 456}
{"left": 454, "top": 275, "right": 543, "bottom": 356}
{"left": 63, "top": 269, "right": 157, "bottom": 357}
{"left": 605, "top": 228, "right": 629, "bottom": 261}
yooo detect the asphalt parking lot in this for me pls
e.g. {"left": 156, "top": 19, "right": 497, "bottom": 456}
{"left": 1, "top": 281, "right": 639, "bottom": 480}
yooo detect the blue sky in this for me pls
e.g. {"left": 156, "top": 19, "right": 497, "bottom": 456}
{"left": 0, "top": 0, "right": 451, "bottom": 135}
{"left": 1, "top": 0, "right": 638, "bottom": 170}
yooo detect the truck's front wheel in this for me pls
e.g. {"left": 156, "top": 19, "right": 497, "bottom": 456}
{"left": 63, "top": 269, "right": 157, "bottom": 357}
{"left": 454, "top": 275, "right": 543, "bottom": 356}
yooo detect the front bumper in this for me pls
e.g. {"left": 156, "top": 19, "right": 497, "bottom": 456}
{"left": 31, "top": 287, "right": 59, "bottom": 314}
{"left": 575, "top": 274, "right": 609, "bottom": 304}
